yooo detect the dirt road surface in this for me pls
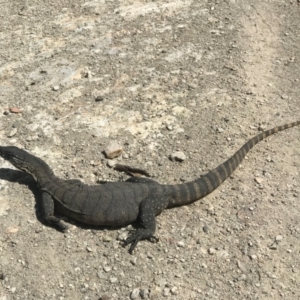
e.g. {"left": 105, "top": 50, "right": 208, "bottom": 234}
{"left": 0, "top": 1, "right": 299, "bottom": 299}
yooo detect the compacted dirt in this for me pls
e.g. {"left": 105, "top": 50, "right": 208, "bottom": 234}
{"left": 0, "top": 1, "right": 299, "bottom": 299}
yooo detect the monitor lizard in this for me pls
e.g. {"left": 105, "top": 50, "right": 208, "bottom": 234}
{"left": 0, "top": 120, "right": 299, "bottom": 253}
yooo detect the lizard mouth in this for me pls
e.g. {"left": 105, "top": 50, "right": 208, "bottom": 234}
{"left": 0, "top": 147, "right": 15, "bottom": 161}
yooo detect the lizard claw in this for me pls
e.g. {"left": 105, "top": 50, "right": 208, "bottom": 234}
{"left": 123, "top": 229, "right": 157, "bottom": 254}
{"left": 122, "top": 233, "right": 141, "bottom": 254}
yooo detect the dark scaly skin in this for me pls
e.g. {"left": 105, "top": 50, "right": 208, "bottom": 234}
{"left": 0, "top": 121, "right": 299, "bottom": 253}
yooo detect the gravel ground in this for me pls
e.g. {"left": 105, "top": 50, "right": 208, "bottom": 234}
{"left": 0, "top": 1, "right": 300, "bottom": 299}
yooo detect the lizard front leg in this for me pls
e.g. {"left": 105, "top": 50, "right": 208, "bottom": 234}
{"left": 42, "top": 192, "right": 69, "bottom": 231}
{"left": 123, "top": 195, "right": 168, "bottom": 253}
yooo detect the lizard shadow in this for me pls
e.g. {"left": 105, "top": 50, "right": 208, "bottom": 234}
{"left": 0, "top": 168, "right": 138, "bottom": 233}
{"left": 0, "top": 168, "right": 46, "bottom": 226}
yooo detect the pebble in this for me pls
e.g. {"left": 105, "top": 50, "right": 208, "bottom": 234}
{"left": 107, "top": 160, "right": 117, "bottom": 168}
{"left": 104, "top": 141, "right": 123, "bottom": 159}
{"left": 250, "top": 254, "right": 257, "bottom": 260}
{"left": 208, "top": 16, "right": 219, "bottom": 23}
{"left": 95, "top": 95, "right": 104, "bottom": 102}
{"left": 103, "top": 266, "right": 111, "bottom": 273}
{"left": 177, "top": 241, "right": 185, "bottom": 247}
{"left": 9, "top": 107, "right": 22, "bottom": 113}
{"left": 102, "top": 235, "right": 112, "bottom": 242}
{"left": 109, "top": 277, "right": 118, "bottom": 283}
{"left": 208, "top": 248, "right": 216, "bottom": 255}
{"left": 238, "top": 274, "right": 247, "bottom": 281}
{"left": 97, "top": 272, "right": 107, "bottom": 279}
{"left": 269, "top": 244, "right": 277, "bottom": 250}
{"left": 170, "top": 151, "right": 186, "bottom": 162}
{"left": 117, "top": 232, "right": 128, "bottom": 241}
{"left": 130, "top": 257, "right": 137, "bottom": 265}
{"left": 7, "top": 128, "right": 17, "bottom": 137}
{"left": 163, "top": 288, "right": 170, "bottom": 297}
{"left": 203, "top": 225, "right": 209, "bottom": 234}
{"left": 201, "top": 263, "right": 207, "bottom": 268}
{"left": 217, "top": 127, "right": 224, "bottom": 133}
{"left": 170, "top": 286, "right": 178, "bottom": 295}
{"left": 140, "top": 289, "right": 149, "bottom": 299}
{"left": 254, "top": 177, "right": 264, "bottom": 184}
{"left": 52, "top": 85, "right": 60, "bottom": 91}
{"left": 276, "top": 235, "right": 283, "bottom": 242}
{"left": 130, "top": 288, "right": 140, "bottom": 299}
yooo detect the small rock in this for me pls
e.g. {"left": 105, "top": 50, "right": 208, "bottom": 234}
{"left": 109, "top": 277, "right": 118, "bottom": 283}
{"left": 208, "top": 16, "right": 219, "bottom": 23}
{"left": 103, "top": 266, "right": 111, "bottom": 273}
{"left": 52, "top": 85, "right": 60, "bottom": 91}
{"left": 97, "top": 272, "right": 107, "bottom": 280}
{"left": 275, "top": 235, "right": 283, "bottom": 242}
{"left": 5, "top": 227, "right": 19, "bottom": 234}
{"left": 7, "top": 128, "right": 17, "bottom": 137}
{"left": 86, "top": 246, "right": 93, "bottom": 252}
{"left": 217, "top": 127, "right": 224, "bottom": 133}
{"left": 107, "top": 160, "right": 117, "bottom": 168}
{"left": 117, "top": 232, "right": 128, "bottom": 241}
{"left": 254, "top": 177, "right": 264, "bottom": 184}
{"left": 102, "top": 235, "right": 112, "bottom": 242}
{"left": 95, "top": 95, "right": 104, "bottom": 102}
{"left": 140, "top": 289, "right": 149, "bottom": 299}
{"left": 130, "top": 288, "right": 140, "bottom": 300}
{"left": 250, "top": 254, "right": 257, "bottom": 260}
{"left": 177, "top": 241, "right": 185, "bottom": 247}
{"left": 130, "top": 257, "right": 137, "bottom": 265}
{"left": 104, "top": 142, "right": 123, "bottom": 159}
{"left": 238, "top": 274, "right": 247, "bottom": 281}
{"left": 9, "top": 107, "right": 22, "bottom": 113}
{"left": 163, "top": 288, "right": 170, "bottom": 297}
{"left": 170, "top": 151, "right": 186, "bottom": 162}
{"left": 269, "top": 244, "right": 277, "bottom": 250}
{"left": 208, "top": 248, "right": 216, "bottom": 255}
{"left": 203, "top": 225, "right": 209, "bottom": 234}
{"left": 147, "top": 253, "right": 154, "bottom": 259}
{"left": 170, "top": 286, "right": 178, "bottom": 295}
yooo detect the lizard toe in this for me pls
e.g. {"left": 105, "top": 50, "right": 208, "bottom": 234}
{"left": 123, "top": 228, "right": 155, "bottom": 254}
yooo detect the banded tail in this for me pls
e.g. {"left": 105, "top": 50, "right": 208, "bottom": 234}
{"left": 166, "top": 121, "right": 300, "bottom": 207}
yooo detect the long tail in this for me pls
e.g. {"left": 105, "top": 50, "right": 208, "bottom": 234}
{"left": 166, "top": 121, "right": 300, "bottom": 207}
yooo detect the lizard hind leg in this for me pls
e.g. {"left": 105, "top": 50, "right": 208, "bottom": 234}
{"left": 123, "top": 195, "right": 168, "bottom": 254}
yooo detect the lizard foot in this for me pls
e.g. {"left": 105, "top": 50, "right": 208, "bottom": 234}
{"left": 59, "top": 220, "right": 69, "bottom": 232}
{"left": 123, "top": 228, "right": 155, "bottom": 254}
{"left": 46, "top": 216, "right": 69, "bottom": 232}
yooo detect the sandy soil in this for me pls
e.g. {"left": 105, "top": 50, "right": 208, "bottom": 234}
{"left": 0, "top": 1, "right": 299, "bottom": 299}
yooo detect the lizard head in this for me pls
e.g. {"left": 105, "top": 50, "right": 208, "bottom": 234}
{"left": 0, "top": 146, "right": 52, "bottom": 178}
{"left": 0, "top": 146, "right": 31, "bottom": 171}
